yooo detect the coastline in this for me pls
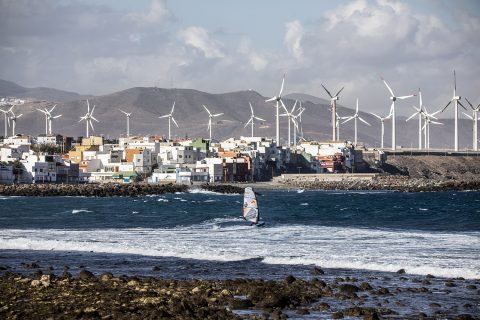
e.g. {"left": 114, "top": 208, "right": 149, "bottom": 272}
{"left": 1, "top": 250, "right": 479, "bottom": 320}
{"left": 0, "top": 175, "right": 479, "bottom": 197}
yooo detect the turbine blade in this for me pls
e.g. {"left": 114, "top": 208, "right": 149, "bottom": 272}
{"left": 321, "top": 84, "right": 333, "bottom": 98}
{"left": 464, "top": 97, "right": 474, "bottom": 109}
{"left": 355, "top": 98, "right": 359, "bottom": 113}
{"left": 171, "top": 117, "right": 179, "bottom": 127}
{"left": 89, "top": 120, "right": 94, "bottom": 131}
{"left": 334, "top": 86, "right": 345, "bottom": 97}
{"left": 53, "top": 115, "right": 62, "bottom": 119}
{"left": 359, "top": 117, "right": 371, "bottom": 126}
{"left": 382, "top": 79, "right": 395, "bottom": 97}
{"left": 49, "top": 104, "right": 57, "bottom": 113}
{"left": 454, "top": 70, "right": 456, "bottom": 91}
{"left": 406, "top": 113, "right": 417, "bottom": 122}
{"left": 265, "top": 97, "right": 277, "bottom": 102}
{"left": 86, "top": 100, "right": 90, "bottom": 113}
{"left": 244, "top": 118, "right": 252, "bottom": 128}
{"left": 397, "top": 95, "right": 415, "bottom": 99}
{"left": 291, "top": 100, "right": 297, "bottom": 113}
{"left": 249, "top": 102, "right": 254, "bottom": 115}
{"left": 212, "top": 113, "right": 223, "bottom": 117}
{"left": 91, "top": 104, "right": 96, "bottom": 115}
{"left": 441, "top": 100, "right": 452, "bottom": 112}
{"left": 171, "top": 101, "right": 175, "bottom": 114}
{"left": 342, "top": 116, "right": 354, "bottom": 124}
{"left": 90, "top": 116, "right": 99, "bottom": 122}
{"left": 431, "top": 121, "right": 443, "bottom": 125}
{"left": 119, "top": 109, "right": 128, "bottom": 115}
{"left": 370, "top": 112, "right": 382, "bottom": 120}
{"left": 254, "top": 116, "right": 266, "bottom": 121}
{"left": 462, "top": 112, "right": 473, "bottom": 120}
{"left": 458, "top": 100, "right": 467, "bottom": 110}
{"left": 279, "top": 72, "right": 286, "bottom": 96}
{"left": 158, "top": 115, "right": 170, "bottom": 119}
{"left": 280, "top": 99, "right": 288, "bottom": 113}
{"left": 202, "top": 105, "right": 211, "bottom": 115}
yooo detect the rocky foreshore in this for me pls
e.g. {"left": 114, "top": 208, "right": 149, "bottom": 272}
{"left": 0, "top": 270, "right": 478, "bottom": 319}
{"left": 0, "top": 183, "right": 189, "bottom": 197}
{"left": 278, "top": 176, "right": 480, "bottom": 192}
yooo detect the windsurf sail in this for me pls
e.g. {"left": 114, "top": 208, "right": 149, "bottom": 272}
{"left": 243, "top": 187, "right": 259, "bottom": 224}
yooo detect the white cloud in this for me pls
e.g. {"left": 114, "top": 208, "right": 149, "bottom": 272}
{"left": 284, "top": 20, "right": 304, "bottom": 61}
{"left": 128, "top": 0, "right": 172, "bottom": 26}
{"left": 177, "top": 26, "right": 225, "bottom": 59}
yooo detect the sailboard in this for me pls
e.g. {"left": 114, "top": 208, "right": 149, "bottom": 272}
{"left": 243, "top": 187, "right": 264, "bottom": 226}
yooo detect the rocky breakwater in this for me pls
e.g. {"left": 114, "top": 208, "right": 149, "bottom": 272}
{"left": 200, "top": 183, "right": 244, "bottom": 194}
{"left": 1, "top": 270, "right": 477, "bottom": 319}
{"left": 279, "top": 175, "right": 480, "bottom": 192}
{"left": 0, "top": 183, "right": 188, "bottom": 197}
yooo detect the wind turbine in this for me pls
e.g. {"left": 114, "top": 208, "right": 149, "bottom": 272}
{"left": 0, "top": 106, "right": 11, "bottom": 137}
{"left": 159, "top": 102, "right": 179, "bottom": 140}
{"left": 265, "top": 73, "right": 287, "bottom": 145}
{"left": 203, "top": 105, "right": 223, "bottom": 141}
{"left": 381, "top": 77, "right": 415, "bottom": 150}
{"left": 335, "top": 112, "right": 350, "bottom": 140}
{"left": 405, "top": 89, "right": 426, "bottom": 150}
{"left": 8, "top": 107, "right": 23, "bottom": 136}
{"left": 291, "top": 104, "right": 305, "bottom": 146}
{"left": 119, "top": 109, "right": 132, "bottom": 138}
{"left": 342, "top": 98, "right": 371, "bottom": 146}
{"left": 370, "top": 111, "right": 392, "bottom": 149}
{"left": 244, "top": 102, "right": 266, "bottom": 138}
{"left": 321, "top": 84, "right": 345, "bottom": 141}
{"left": 279, "top": 100, "right": 298, "bottom": 148}
{"left": 422, "top": 108, "right": 442, "bottom": 149}
{"left": 463, "top": 98, "right": 480, "bottom": 151}
{"left": 37, "top": 104, "right": 61, "bottom": 135}
{"left": 441, "top": 70, "right": 466, "bottom": 151}
{"left": 79, "top": 100, "right": 99, "bottom": 138}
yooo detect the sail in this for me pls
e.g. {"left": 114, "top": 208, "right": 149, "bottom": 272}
{"left": 243, "top": 187, "right": 259, "bottom": 224}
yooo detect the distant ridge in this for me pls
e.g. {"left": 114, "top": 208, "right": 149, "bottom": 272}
{"left": 0, "top": 79, "right": 474, "bottom": 149}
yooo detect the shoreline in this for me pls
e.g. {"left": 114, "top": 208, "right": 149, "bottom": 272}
{"left": 1, "top": 253, "right": 479, "bottom": 319}
{"left": 0, "top": 176, "right": 479, "bottom": 197}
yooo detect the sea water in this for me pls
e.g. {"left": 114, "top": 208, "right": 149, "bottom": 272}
{"left": 1, "top": 189, "right": 479, "bottom": 280}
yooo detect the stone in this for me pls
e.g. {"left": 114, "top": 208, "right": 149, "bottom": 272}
{"left": 77, "top": 269, "right": 96, "bottom": 280}
{"left": 396, "top": 268, "right": 406, "bottom": 274}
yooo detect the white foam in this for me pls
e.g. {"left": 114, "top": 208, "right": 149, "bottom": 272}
{"left": 188, "top": 189, "right": 240, "bottom": 196}
{"left": 1, "top": 225, "right": 479, "bottom": 279}
{"left": 300, "top": 203, "right": 309, "bottom": 206}
{"left": 71, "top": 209, "right": 92, "bottom": 214}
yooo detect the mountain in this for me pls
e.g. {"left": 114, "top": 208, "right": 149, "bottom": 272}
{"left": 0, "top": 79, "right": 85, "bottom": 102}
{"left": 0, "top": 80, "right": 474, "bottom": 149}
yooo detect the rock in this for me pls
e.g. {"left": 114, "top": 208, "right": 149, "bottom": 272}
{"left": 229, "top": 298, "right": 253, "bottom": 309}
{"left": 466, "top": 284, "right": 477, "bottom": 290}
{"left": 191, "top": 287, "right": 201, "bottom": 294}
{"left": 311, "top": 267, "right": 325, "bottom": 275}
{"left": 445, "top": 281, "right": 456, "bottom": 287}
{"left": 426, "top": 274, "right": 435, "bottom": 278}
{"left": 314, "top": 302, "right": 330, "bottom": 310}
{"left": 257, "top": 293, "right": 290, "bottom": 309}
{"left": 77, "top": 269, "right": 96, "bottom": 280}
{"left": 99, "top": 272, "right": 113, "bottom": 282}
{"left": 339, "top": 284, "right": 360, "bottom": 295}
{"left": 127, "top": 280, "right": 139, "bottom": 286}
{"left": 429, "top": 302, "right": 441, "bottom": 308}
{"left": 455, "top": 314, "right": 474, "bottom": 320}
{"left": 220, "top": 289, "right": 232, "bottom": 297}
{"left": 296, "top": 308, "right": 310, "bottom": 315}
{"left": 30, "top": 279, "right": 41, "bottom": 287}
{"left": 40, "top": 274, "right": 52, "bottom": 287}
{"left": 152, "top": 266, "right": 161, "bottom": 272}
{"left": 396, "top": 268, "right": 406, "bottom": 274}
{"left": 360, "top": 282, "right": 373, "bottom": 291}
{"left": 285, "top": 275, "right": 296, "bottom": 284}
{"left": 332, "top": 311, "right": 344, "bottom": 319}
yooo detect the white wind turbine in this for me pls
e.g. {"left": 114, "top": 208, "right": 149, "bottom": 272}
{"left": 342, "top": 98, "right": 371, "bottom": 146}
{"left": 422, "top": 108, "right": 442, "bottom": 150}
{"left": 463, "top": 98, "right": 480, "bottom": 151}
{"left": 321, "top": 84, "right": 345, "bottom": 141}
{"left": 119, "top": 109, "right": 132, "bottom": 138}
{"left": 370, "top": 111, "right": 392, "bottom": 149}
{"left": 441, "top": 70, "right": 466, "bottom": 151}
{"left": 37, "top": 104, "right": 62, "bottom": 135}
{"left": 335, "top": 112, "right": 350, "bottom": 140}
{"left": 405, "top": 88, "right": 426, "bottom": 150}
{"left": 0, "top": 106, "right": 11, "bottom": 137}
{"left": 203, "top": 105, "right": 223, "bottom": 141}
{"left": 265, "top": 73, "right": 287, "bottom": 145}
{"left": 8, "top": 106, "right": 23, "bottom": 136}
{"left": 279, "top": 100, "right": 298, "bottom": 148}
{"left": 159, "top": 102, "right": 179, "bottom": 140}
{"left": 79, "top": 100, "right": 99, "bottom": 138}
{"left": 244, "top": 102, "right": 266, "bottom": 138}
{"left": 381, "top": 77, "right": 415, "bottom": 150}
{"left": 291, "top": 104, "right": 305, "bottom": 146}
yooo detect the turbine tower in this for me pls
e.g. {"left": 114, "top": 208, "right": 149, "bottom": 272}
{"left": 202, "top": 105, "right": 223, "bottom": 141}
{"left": 0, "top": 106, "right": 11, "bottom": 137}
{"left": 266, "top": 73, "right": 287, "bottom": 145}
{"left": 291, "top": 104, "right": 305, "bottom": 146}
{"left": 342, "top": 98, "right": 371, "bottom": 146}
{"left": 159, "top": 102, "right": 179, "bottom": 140}
{"left": 119, "top": 109, "right": 132, "bottom": 138}
{"left": 8, "top": 107, "right": 23, "bottom": 137}
{"left": 244, "top": 102, "right": 266, "bottom": 138}
{"left": 441, "top": 70, "right": 466, "bottom": 151}
{"left": 370, "top": 111, "right": 392, "bottom": 149}
{"left": 422, "top": 107, "right": 442, "bottom": 149}
{"left": 279, "top": 100, "right": 298, "bottom": 148}
{"left": 405, "top": 89, "right": 426, "bottom": 150}
{"left": 381, "top": 77, "right": 415, "bottom": 150}
{"left": 463, "top": 98, "right": 480, "bottom": 151}
{"left": 79, "top": 100, "right": 99, "bottom": 138}
{"left": 321, "top": 84, "right": 344, "bottom": 141}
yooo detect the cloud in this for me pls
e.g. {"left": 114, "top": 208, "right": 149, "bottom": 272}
{"left": 177, "top": 26, "right": 225, "bottom": 59}
{"left": 284, "top": 20, "right": 304, "bottom": 61}
{"left": 128, "top": 0, "right": 172, "bottom": 26}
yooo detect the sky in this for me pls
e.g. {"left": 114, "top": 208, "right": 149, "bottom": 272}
{"left": 1, "top": 0, "right": 479, "bottom": 116}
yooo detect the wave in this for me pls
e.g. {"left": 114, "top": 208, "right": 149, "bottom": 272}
{"left": 1, "top": 225, "right": 479, "bottom": 279}
{"left": 71, "top": 209, "right": 92, "bottom": 214}
{"left": 188, "top": 189, "right": 240, "bottom": 196}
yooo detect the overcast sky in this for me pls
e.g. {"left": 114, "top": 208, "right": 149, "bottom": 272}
{"left": 1, "top": 0, "right": 479, "bottom": 116}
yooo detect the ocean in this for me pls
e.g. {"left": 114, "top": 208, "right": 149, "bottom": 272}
{"left": 2, "top": 188, "right": 479, "bottom": 318}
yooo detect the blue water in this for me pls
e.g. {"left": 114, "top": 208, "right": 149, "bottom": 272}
{"left": 0, "top": 189, "right": 479, "bottom": 279}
